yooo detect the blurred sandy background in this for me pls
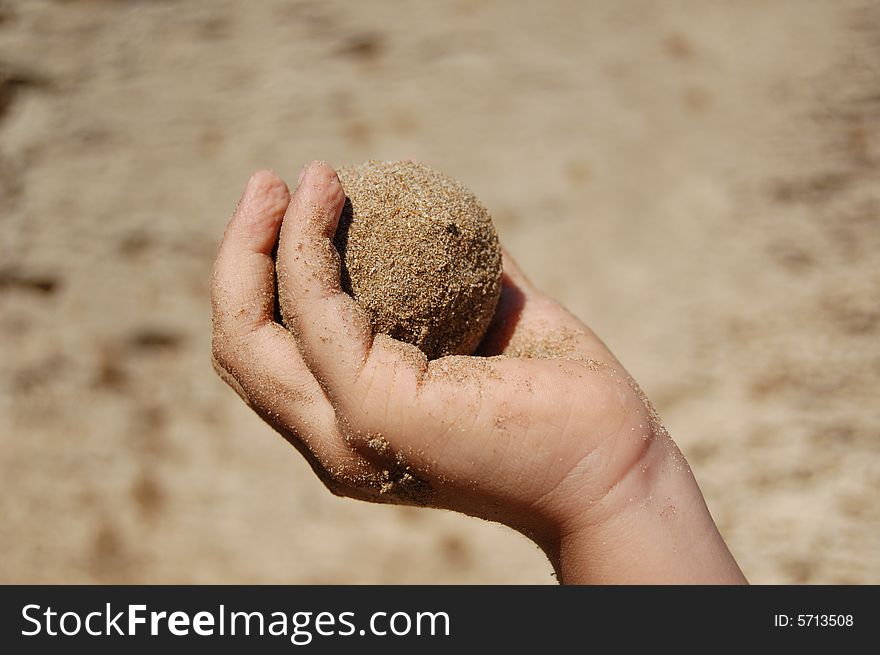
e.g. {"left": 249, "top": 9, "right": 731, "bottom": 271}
{"left": 1, "top": 0, "right": 878, "bottom": 584}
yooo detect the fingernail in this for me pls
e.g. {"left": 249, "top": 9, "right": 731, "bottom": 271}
{"left": 297, "top": 164, "right": 308, "bottom": 186}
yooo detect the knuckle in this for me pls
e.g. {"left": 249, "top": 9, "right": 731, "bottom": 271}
{"left": 211, "top": 316, "right": 265, "bottom": 377}
{"left": 210, "top": 330, "right": 233, "bottom": 373}
{"left": 211, "top": 327, "right": 254, "bottom": 380}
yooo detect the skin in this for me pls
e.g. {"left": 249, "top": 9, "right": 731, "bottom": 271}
{"left": 211, "top": 161, "right": 747, "bottom": 584}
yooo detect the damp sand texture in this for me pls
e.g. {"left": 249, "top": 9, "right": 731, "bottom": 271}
{"left": 332, "top": 161, "right": 503, "bottom": 360}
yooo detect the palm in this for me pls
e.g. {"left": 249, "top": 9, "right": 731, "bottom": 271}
{"left": 347, "top": 265, "right": 651, "bottom": 534}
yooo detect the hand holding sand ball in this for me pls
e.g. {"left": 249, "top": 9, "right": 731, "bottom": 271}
{"left": 211, "top": 161, "right": 746, "bottom": 584}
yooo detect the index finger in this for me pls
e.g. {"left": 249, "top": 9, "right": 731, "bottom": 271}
{"left": 275, "top": 161, "right": 382, "bottom": 404}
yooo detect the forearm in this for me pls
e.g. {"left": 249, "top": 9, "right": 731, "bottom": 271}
{"left": 552, "top": 437, "right": 746, "bottom": 584}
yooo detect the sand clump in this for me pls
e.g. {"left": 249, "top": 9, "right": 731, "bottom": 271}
{"left": 334, "top": 161, "right": 502, "bottom": 359}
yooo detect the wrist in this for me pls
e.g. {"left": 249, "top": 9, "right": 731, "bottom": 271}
{"left": 545, "top": 432, "right": 746, "bottom": 584}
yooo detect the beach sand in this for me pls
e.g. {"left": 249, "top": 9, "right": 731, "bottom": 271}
{"left": 0, "top": 0, "right": 877, "bottom": 583}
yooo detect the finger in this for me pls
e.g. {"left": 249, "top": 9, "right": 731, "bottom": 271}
{"left": 210, "top": 170, "right": 352, "bottom": 467}
{"left": 276, "top": 161, "right": 379, "bottom": 400}
{"left": 499, "top": 245, "right": 537, "bottom": 291}
{"left": 481, "top": 245, "right": 619, "bottom": 364}
{"left": 476, "top": 246, "right": 535, "bottom": 355}
{"left": 212, "top": 170, "right": 291, "bottom": 339}
{"left": 478, "top": 245, "right": 576, "bottom": 356}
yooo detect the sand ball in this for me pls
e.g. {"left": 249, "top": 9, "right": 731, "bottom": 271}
{"left": 333, "top": 160, "right": 502, "bottom": 360}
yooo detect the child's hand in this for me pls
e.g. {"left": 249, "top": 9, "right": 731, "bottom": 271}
{"left": 211, "top": 162, "right": 746, "bottom": 584}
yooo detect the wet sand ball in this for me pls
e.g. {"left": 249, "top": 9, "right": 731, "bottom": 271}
{"left": 333, "top": 161, "right": 502, "bottom": 360}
